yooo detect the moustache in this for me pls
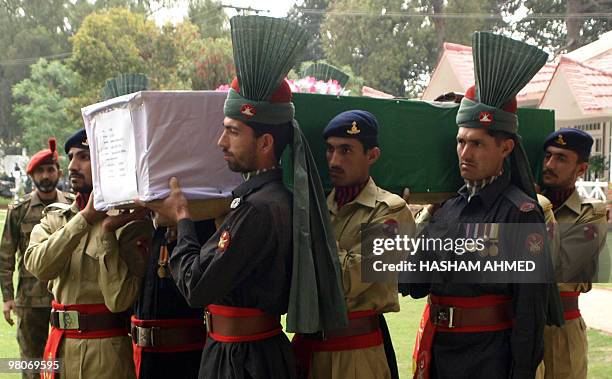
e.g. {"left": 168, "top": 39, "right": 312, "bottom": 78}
{"left": 328, "top": 166, "right": 344, "bottom": 174}
{"left": 69, "top": 173, "right": 84, "bottom": 179}
{"left": 542, "top": 169, "right": 557, "bottom": 178}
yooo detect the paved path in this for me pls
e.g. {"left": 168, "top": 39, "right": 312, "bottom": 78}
{"left": 581, "top": 287, "right": 612, "bottom": 334}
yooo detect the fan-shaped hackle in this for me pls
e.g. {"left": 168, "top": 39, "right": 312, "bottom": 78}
{"left": 473, "top": 32, "right": 548, "bottom": 108}
{"left": 230, "top": 15, "right": 309, "bottom": 101}
{"left": 302, "top": 62, "right": 350, "bottom": 87}
{"left": 100, "top": 73, "right": 149, "bottom": 101}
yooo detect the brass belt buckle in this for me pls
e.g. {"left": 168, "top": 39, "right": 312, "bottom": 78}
{"left": 204, "top": 310, "right": 211, "bottom": 334}
{"left": 136, "top": 326, "right": 153, "bottom": 347}
{"left": 56, "top": 310, "right": 79, "bottom": 330}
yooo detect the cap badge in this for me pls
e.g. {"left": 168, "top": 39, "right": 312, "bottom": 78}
{"left": 218, "top": 230, "right": 231, "bottom": 252}
{"left": 555, "top": 134, "right": 567, "bottom": 146}
{"left": 479, "top": 111, "right": 493, "bottom": 126}
{"left": 240, "top": 104, "right": 256, "bottom": 118}
{"left": 82, "top": 138, "right": 89, "bottom": 146}
{"left": 347, "top": 121, "right": 361, "bottom": 135}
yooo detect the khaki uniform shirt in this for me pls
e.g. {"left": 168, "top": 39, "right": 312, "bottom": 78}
{"left": 24, "top": 202, "right": 153, "bottom": 379}
{"left": 552, "top": 190, "right": 607, "bottom": 292}
{"left": 0, "top": 190, "right": 72, "bottom": 307}
{"left": 327, "top": 177, "right": 416, "bottom": 313}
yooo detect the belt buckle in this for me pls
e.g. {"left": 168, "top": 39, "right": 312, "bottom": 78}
{"left": 204, "top": 310, "right": 211, "bottom": 334}
{"left": 434, "top": 306, "right": 455, "bottom": 328}
{"left": 135, "top": 326, "right": 154, "bottom": 347}
{"left": 56, "top": 310, "right": 79, "bottom": 330}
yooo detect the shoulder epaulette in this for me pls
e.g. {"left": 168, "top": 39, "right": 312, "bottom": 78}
{"left": 43, "top": 202, "right": 72, "bottom": 216}
{"left": 10, "top": 195, "right": 30, "bottom": 210}
{"left": 503, "top": 185, "right": 538, "bottom": 213}
{"left": 581, "top": 197, "right": 607, "bottom": 216}
{"left": 377, "top": 188, "right": 407, "bottom": 210}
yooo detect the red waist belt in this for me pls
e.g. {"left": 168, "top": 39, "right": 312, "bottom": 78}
{"left": 205, "top": 304, "right": 283, "bottom": 343}
{"left": 43, "top": 301, "right": 130, "bottom": 379}
{"left": 413, "top": 295, "right": 514, "bottom": 379}
{"left": 560, "top": 291, "right": 581, "bottom": 321}
{"left": 292, "top": 310, "right": 383, "bottom": 378}
{"left": 131, "top": 316, "right": 205, "bottom": 378}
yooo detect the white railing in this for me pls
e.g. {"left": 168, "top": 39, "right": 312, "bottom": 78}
{"left": 576, "top": 179, "right": 608, "bottom": 201}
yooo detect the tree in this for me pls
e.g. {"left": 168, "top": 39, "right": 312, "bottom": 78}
{"left": 177, "top": 36, "right": 235, "bottom": 90}
{"left": 288, "top": 0, "right": 330, "bottom": 62}
{"left": 508, "top": 0, "right": 612, "bottom": 54}
{"left": 70, "top": 7, "right": 159, "bottom": 104}
{"left": 188, "top": 0, "right": 229, "bottom": 38}
{"left": 11, "top": 59, "right": 80, "bottom": 154}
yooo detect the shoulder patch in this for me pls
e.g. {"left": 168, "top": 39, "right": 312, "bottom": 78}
{"left": 63, "top": 191, "right": 76, "bottom": 201}
{"left": 503, "top": 185, "right": 538, "bottom": 212}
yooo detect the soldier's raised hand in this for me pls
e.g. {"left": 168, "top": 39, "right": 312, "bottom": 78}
{"left": 135, "top": 177, "right": 190, "bottom": 224}
{"left": 80, "top": 193, "right": 106, "bottom": 225}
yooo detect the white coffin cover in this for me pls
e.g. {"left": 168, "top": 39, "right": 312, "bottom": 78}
{"left": 82, "top": 91, "right": 243, "bottom": 211}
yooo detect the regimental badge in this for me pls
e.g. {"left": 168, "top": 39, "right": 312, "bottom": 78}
{"left": 218, "top": 230, "right": 231, "bottom": 252}
{"left": 519, "top": 202, "right": 535, "bottom": 212}
{"left": 525, "top": 233, "right": 544, "bottom": 255}
{"left": 584, "top": 224, "right": 597, "bottom": 241}
{"left": 230, "top": 197, "right": 241, "bottom": 209}
{"left": 240, "top": 104, "right": 256, "bottom": 118}
{"left": 346, "top": 121, "right": 361, "bottom": 135}
{"left": 479, "top": 111, "right": 493, "bottom": 127}
{"left": 555, "top": 134, "right": 567, "bottom": 146}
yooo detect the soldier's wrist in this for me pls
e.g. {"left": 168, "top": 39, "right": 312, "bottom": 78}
{"left": 176, "top": 205, "right": 191, "bottom": 221}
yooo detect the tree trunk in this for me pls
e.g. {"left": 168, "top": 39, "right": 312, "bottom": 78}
{"left": 432, "top": 0, "right": 445, "bottom": 50}
{"left": 566, "top": 0, "right": 582, "bottom": 52}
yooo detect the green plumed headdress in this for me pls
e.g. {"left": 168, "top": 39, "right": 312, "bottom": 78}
{"left": 302, "top": 62, "right": 350, "bottom": 87}
{"left": 224, "top": 15, "right": 348, "bottom": 333}
{"left": 223, "top": 16, "right": 309, "bottom": 125}
{"left": 100, "top": 73, "right": 149, "bottom": 101}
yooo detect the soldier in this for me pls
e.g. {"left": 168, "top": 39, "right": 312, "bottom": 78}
{"left": 25, "top": 129, "right": 153, "bottom": 379}
{"left": 292, "top": 110, "right": 415, "bottom": 379}
{"left": 131, "top": 221, "right": 215, "bottom": 379}
{"left": 0, "top": 138, "right": 72, "bottom": 379}
{"left": 399, "top": 32, "right": 562, "bottom": 379}
{"left": 536, "top": 128, "right": 607, "bottom": 379}
{"left": 141, "top": 15, "right": 348, "bottom": 379}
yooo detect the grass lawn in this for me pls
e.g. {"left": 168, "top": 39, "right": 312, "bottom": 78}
{"left": 0, "top": 210, "right": 609, "bottom": 378}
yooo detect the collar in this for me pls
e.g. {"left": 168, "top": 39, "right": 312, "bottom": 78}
{"left": 233, "top": 167, "right": 283, "bottom": 199}
{"left": 29, "top": 190, "right": 60, "bottom": 207}
{"left": 458, "top": 170, "right": 510, "bottom": 209}
{"left": 333, "top": 180, "right": 369, "bottom": 209}
{"left": 328, "top": 177, "right": 378, "bottom": 214}
{"left": 549, "top": 188, "right": 581, "bottom": 215}
{"left": 543, "top": 187, "right": 577, "bottom": 211}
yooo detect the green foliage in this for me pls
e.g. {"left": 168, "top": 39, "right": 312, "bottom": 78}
{"left": 589, "top": 155, "right": 609, "bottom": 180}
{"left": 11, "top": 59, "right": 80, "bottom": 154}
{"left": 288, "top": 0, "right": 330, "bottom": 61}
{"left": 70, "top": 7, "right": 158, "bottom": 93}
{"left": 179, "top": 36, "right": 234, "bottom": 90}
{"left": 188, "top": 0, "right": 229, "bottom": 38}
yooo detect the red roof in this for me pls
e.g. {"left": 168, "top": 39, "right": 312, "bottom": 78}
{"left": 552, "top": 56, "right": 612, "bottom": 113}
{"left": 438, "top": 42, "right": 556, "bottom": 104}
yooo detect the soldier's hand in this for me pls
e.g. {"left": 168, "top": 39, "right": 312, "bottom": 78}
{"left": 80, "top": 193, "right": 107, "bottom": 225}
{"left": 3, "top": 300, "right": 15, "bottom": 326}
{"left": 135, "top": 177, "right": 190, "bottom": 223}
{"left": 101, "top": 208, "right": 149, "bottom": 233}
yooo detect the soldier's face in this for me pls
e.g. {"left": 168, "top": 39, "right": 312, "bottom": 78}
{"left": 31, "top": 164, "right": 61, "bottom": 193}
{"left": 542, "top": 146, "right": 588, "bottom": 189}
{"left": 218, "top": 118, "right": 258, "bottom": 173}
{"left": 456, "top": 127, "right": 514, "bottom": 181}
{"left": 67, "top": 148, "right": 93, "bottom": 193}
{"left": 326, "top": 137, "right": 379, "bottom": 187}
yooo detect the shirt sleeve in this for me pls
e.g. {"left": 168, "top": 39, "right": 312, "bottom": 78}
{"left": 25, "top": 212, "right": 91, "bottom": 281}
{"left": 98, "top": 219, "right": 153, "bottom": 312}
{"left": 170, "top": 203, "right": 273, "bottom": 308}
{"left": 0, "top": 208, "right": 19, "bottom": 301}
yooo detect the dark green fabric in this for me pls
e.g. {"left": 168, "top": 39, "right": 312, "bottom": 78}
{"left": 302, "top": 62, "right": 350, "bottom": 87}
{"left": 456, "top": 97, "right": 518, "bottom": 134}
{"left": 286, "top": 121, "right": 348, "bottom": 333}
{"left": 100, "top": 73, "right": 148, "bottom": 101}
{"left": 223, "top": 88, "right": 295, "bottom": 125}
{"left": 472, "top": 32, "right": 548, "bottom": 108}
{"left": 288, "top": 93, "right": 554, "bottom": 196}
{"left": 230, "top": 16, "right": 309, "bottom": 101}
